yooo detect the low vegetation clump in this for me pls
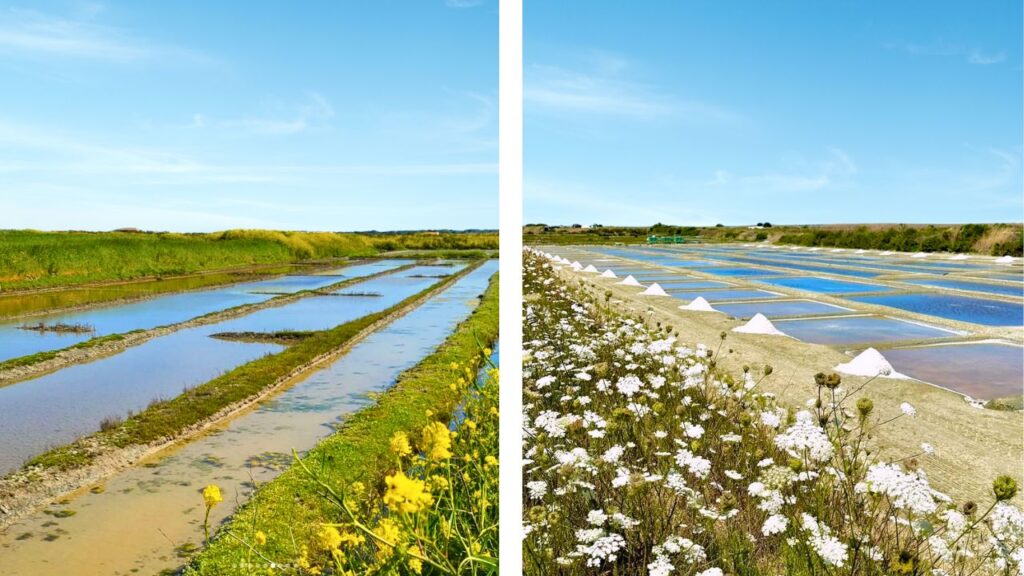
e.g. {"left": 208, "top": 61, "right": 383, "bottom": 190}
{"left": 185, "top": 274, "right": 499, "bottom": 574}
{"left": 17, "top": 321, "right": 95, "bottom": 334}
{"left": 522, "top": 250, "right": 1023, "bottom": 575}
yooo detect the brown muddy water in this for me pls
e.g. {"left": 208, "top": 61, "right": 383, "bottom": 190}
{"left": 0, "top": 260, "right": 496, "bottom": 575}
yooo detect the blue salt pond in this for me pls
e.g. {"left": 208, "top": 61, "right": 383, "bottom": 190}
{"left": 714, "top": 299, "right": 852, "bottom": 319}
{"left": 0, "top": 260, "right": 412, "bottom": 363}
{"left": 670, "top": 289, "right": 781, "bottom": 302}
{"left": 850, "top": 293, "right": 1023, "bottom": 327}
{"left": 696, "top": 267, "right": 780, "bottom": 278}
{"left": 0, "top": 266, "right": 468, "bottom": 474}
{"left": 773, "top": 315, "right": 956, "bottom": 345}
{"left": 756, "top": 276, "right": 892, "bottom": 294}
{"left": 659, "top": 280, "right": 733, "bottom": 290}
{"left": 901, "top": 278, "right": 1023, "bottom": 298}
{"left": 883, "top": 342, "right": 1024, "bottom": 399}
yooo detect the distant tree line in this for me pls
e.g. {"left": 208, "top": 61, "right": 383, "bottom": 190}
{"left": 776, "top": 224, "right": 1023, "bottom": 256}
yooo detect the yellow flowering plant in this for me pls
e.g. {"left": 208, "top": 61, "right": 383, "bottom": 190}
{"left": 290, "top": 349, "right": 500, "bottom": 575}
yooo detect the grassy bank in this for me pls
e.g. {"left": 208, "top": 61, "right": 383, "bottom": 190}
{"left": 185, "top": 272, "right": 499, "bottom": 575}
{"left": 17, "top": 261, "right": 484, "bottom": 474}
{"left": 0, "top": 229, "right": 498, "bottom": 291}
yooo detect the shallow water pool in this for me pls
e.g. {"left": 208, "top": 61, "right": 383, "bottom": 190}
{"left": 901, "top": 278, "right": 1023, "bottom": 298}
{"left": 850, "top": 293, "right": 1023, "bottom": 327}
{"left": 756, "top": 276, "right": 892, "bottom": 294}
{"left": 883, "top": 343, "right": 1024, "bottom": 399}
{"left": 671, "top": 289, "right": 781, "bottom": 302}
{"left": 774, "top": 315, "right": 955, "bottom": 345}
{"left": 714, "top": 299, "right": 852, "bottom": 319}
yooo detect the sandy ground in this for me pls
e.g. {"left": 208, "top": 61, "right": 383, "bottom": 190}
{"left": 543, "top": 248, "right": 1023, "bottom": 507}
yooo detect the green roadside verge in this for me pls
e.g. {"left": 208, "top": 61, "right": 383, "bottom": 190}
{"left": 0, "top": 262, "right": 423, "bottom": 384}
{"left": 185, "top": 272, "right": 499, "bottom": 575}
{"left": 15, "top": 260, "right": 485, "bottom": 475}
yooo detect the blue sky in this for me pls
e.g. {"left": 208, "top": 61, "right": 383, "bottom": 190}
{"left": 525, "top": 1, "right": 1023, "bottom": 226}
{"left": 0, "top": 0, "right": 496, "bottom": 232}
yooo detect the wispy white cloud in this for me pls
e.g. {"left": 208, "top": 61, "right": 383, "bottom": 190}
{"left": 0, "top": 7, "right": 206, "bottom": 63}
{"left": 705, "top": 148, "right": 857, "bottom": 193}
{"left": 0, "top": 118, "right": 495, "bottom": 185}
{"left": 189, "top": 91, "right": 336, "bottom": 135}
{"left": 967, "top": 49, "right": 1006, "bottom": 65}
{"left": 525, "top": 54, "right": 739, "bottom": 122}
{"left": 885, "top": 40, "right": 1008, "bottom": 66}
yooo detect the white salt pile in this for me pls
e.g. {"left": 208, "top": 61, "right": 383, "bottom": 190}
{"left": 732, "top": 313, "right": 786, "bottom": 336}
{"left": 912, "top": 252, "right": 928, "bottom": 258}
{"left": 809, "top": 247, "right": 822, "bottom": 252}
{"left": 855, "top": 249, "right": 867, "bottom": 254}
{"left": 679, "top": 297, "right": 717, "bottom": 312}
{"left": 834, "top": 348, "right": 907, "bottom": 379}
{"left": 640, "top": 283, "right": 669, "bottom": 296}
{"left": 995, "top": 255, "right": 1015, "bottom": 264}
{"left": 949, "top": 254, "right": 969, "bottom": 260}
{"left": 582, "top": 264, "right": 599, "bottom": 273}
{"left": 831, "top": 248, "right": 845, "bottom": 252}
{"left": 880, "top": 251, "right": 894, "bottom": 255}
{"left": 618, "top": 275, "right": 644, "bottom": 287}
{"left": 600, "top": 269, "right": 617, "bottom": 278}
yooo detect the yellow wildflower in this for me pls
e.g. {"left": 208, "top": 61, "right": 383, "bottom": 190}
{"left": 389, "top": 431, "right": 412, "bottom": 458}
{"left": 374, "top": 518, "right": 401, "bottom": 561}
{"left": 318, "top": 525, "right": 343, "bottom": 550}
{"left": 464, "top": 419, "right": 477, "bottom": 432}
{"left": 383, "top": 470, "right": 434, "bottom": 513}
{"left": 485, "top": 455, "right": 498, "bottom": 467}
{"left": 254, "top": 530, "right": 267, "bottom": 546}
{"left": 420, "top": 421, "right": 453, "bottom": 461}
{"left": 202, "top": 484, "right": 223, "bottom": 508}
{"left": 408, "top": 558, "right": 423, "bottom": 574}
{"left": 429, "top": 474, "right": 450, "bottom": 491}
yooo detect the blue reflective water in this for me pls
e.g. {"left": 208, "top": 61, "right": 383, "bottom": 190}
{"left": 756, "top": 276, "right": 892, "bottom": 294}
{"left": 0, "top": 266, "right": 469, "bottom": 473}
{"left": 775, "top": 316, "right": 955, "bottom": 345}
{"left": 659, "top": 280, "right": 733, "bottom": 290}
{"left": 884, "top": 343, "right": 1024, "bottom": 399}
{"left": 850, "top": 293, "right": 1024, "bottom": 327}
{"left": 714, "top": 299, "right": 851, "bottom": 319}
{"left": 0, "top": 261, "right": 411, "bottom": 363}
{"left": 671, "top": 289, "right": 780, "bottom": 302}
{"left": 695, "top": 267, "right": 780, "bottom": 278}
{"left": 901, "top": 278, "right": 1023, "bottom": 298}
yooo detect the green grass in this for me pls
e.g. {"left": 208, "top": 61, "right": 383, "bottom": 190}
{"left": 185, "top": 272, "right": 499, "bottom": 575}
{"left": 19, "top": 261, "right": 484, "bottom": 473}
{"left": 0, "top": 332, "right": 134, "bottom": 373}
{"left": 0, "top": 229, "right": 498, "bottom": 290}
